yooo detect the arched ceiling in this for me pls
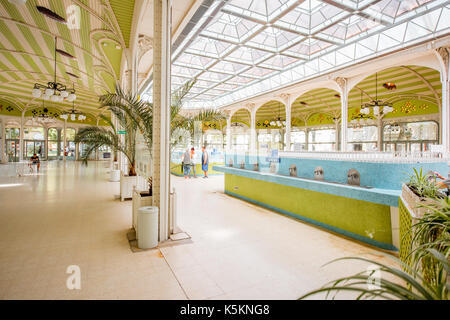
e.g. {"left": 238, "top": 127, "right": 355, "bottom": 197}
{"left": 348, "top": 65, "right": 441, "bottom": 108}
{"left": 231, "top": 108, "right": 250, "bottom": 126}
{"left": 231, "top": 65, "right": 441, "bottom": 125}
{"left": 292, "top": 88, "right": 341, "bottom": 118}
{"left": 256, "top": 100, "right": 285, "bottom": 122}
{"left": 0, "top": 0, "right": 128, "bottom": 120}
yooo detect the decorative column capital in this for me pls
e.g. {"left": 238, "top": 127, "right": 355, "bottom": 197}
{"left": 331, "top": 113, "right": 341, "bottom": 124}
{"left": 334, "top": 77, "right": 347, "bottom": 93}
{"left": 137, "top": 34, "right": 153, "bottom": 62}
{"left": 436, "top": 47, "right": 449, "bottom": 64}
{"left": 435, "top": 47, "right": 449, "bottom": 80}
{"left": 276, "top": 93, "right": 291, "bottom": 107}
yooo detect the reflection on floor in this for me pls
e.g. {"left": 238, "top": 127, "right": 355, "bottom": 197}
{"left": 0, "top": 161, "right": 397, "bottom": 299}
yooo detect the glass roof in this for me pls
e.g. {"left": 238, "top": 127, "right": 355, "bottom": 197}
{"left": 145, "top": 0, "right": 450, "bottom": 108}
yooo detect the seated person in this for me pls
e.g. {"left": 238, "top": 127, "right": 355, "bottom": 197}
{"left": 30, "top": 153, "right": 40, "bottom": 172}
{"left": 433, "top": 171, "right": 449, "bottom": 187}
{"left": 433, "top": 171, "right": 450, "bottom": 195}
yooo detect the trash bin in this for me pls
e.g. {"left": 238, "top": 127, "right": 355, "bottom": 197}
{"left": 110, "top": 169, "right": 120, "bottom": 182}
{"left": 137, "top": 206, "right": 158, "bottom": 249}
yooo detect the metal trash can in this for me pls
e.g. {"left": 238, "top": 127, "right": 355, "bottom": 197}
{"left": 137, "top": 206, "right": 158, "bottom": 249}
{"left": 110, "top": 169, "right": 120, "bottom": 182}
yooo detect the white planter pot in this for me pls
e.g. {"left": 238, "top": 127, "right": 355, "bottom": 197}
{"left": 110, "top": 169, "right": 120, "bottom": 182}
{"left": 120, "top": 174, "right": 137, "bottom": 201}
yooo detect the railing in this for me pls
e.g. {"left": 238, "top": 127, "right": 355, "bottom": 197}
{"left": 279, "top": 151, "right": 448, "bottom": 163}
{"left": 224, "top": 150, "right": 449, "bottom": 163}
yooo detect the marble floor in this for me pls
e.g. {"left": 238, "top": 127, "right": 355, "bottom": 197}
{"left": 0, "top": 161, "right": 398, "bottom": 300}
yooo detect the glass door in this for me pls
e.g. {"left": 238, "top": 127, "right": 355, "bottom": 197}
{"left": 25, "top": 141, "right": 35, "bottom": 158}
{"left": 35, "top": 141, "right": 44, "bottom": 159}
{"left": 66, "top": 141, "right": 76, "bottom": 160}
{"left": 24, "top": 140, "right": 45, "bottom": 159}
{"left": 6, "top": 139, "right": 19, "bottom": 162}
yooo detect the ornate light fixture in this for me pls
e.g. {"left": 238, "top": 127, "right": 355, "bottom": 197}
{"left": 31, "top": 37, "right": 76, "bottom": 102}
{"left": 60, "top": 88, "right": 86, "bottom": 121}
{"left": 269, "top": 103, "right": 286, "bottom": 127}
{"left": 351, "top": 91, "right": 374, "bottom": 126}
{"left": 360, "top": 73, "right": 394, "bottom": 116}
{"left": 32, "top": 100, "right": 57, "bottom": 124}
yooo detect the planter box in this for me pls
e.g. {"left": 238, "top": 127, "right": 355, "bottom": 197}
{"left": 120, "top": 173, "right": 148, "bottom": 201}
{"left": 401, "top": 183, "right": 434, "bottom": 219}
{"left": 399, "top": 183, "right": 435, "bottom": 271}
{"left": 132, "top": 188, "right": 153, "bottom": 236}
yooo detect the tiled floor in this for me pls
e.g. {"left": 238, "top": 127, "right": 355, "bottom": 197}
{"left": 0, "top": 161, "right": 398, "bottom": 299}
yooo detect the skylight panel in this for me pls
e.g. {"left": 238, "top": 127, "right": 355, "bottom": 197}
{"left": 210, "top": 60, "right": 248, "bottom": 74}
{"left": 259, "top": 54, "right": 298, "bottom": 69}
{"left": 227, "top": 75, "right": 256, "bottom": 85}
{"left": 197, "top": 71, "right": 231, "bottom": 82}
{"left": 185, "top": 37, "right": 234, "bottom": 58}
{"left": 241, "top": 66, "right": 274, "bottom": 78}
{"left": 247, "top": 27, "right": 300, "bottom": 51}
{"left": 227, "top": 46, "right": 272, "bottom": 64}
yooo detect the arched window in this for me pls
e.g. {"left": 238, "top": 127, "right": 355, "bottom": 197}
{"left": 48, "top": 128, "right": 60, "bottom": 160}
{"left": 5, "top": 128, "right": 20, "bottom": 162}
{"left": 65, "top": 128, "right": 76, "bottom": 160}
{"left": 24, "top": 127, "right": 45, "bottom": 159}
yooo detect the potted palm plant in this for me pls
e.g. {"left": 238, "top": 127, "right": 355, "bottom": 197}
{"left": 94, "top": 81, "right": 224, "bottom": 227}
{"left": 74, "top": 94, "right": 139, "bottom": 201}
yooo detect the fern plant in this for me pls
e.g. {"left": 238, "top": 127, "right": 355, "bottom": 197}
{"left": 407, "top": 168, "right": 440, "bottom": 199}
{"left": 408, "top": 197, "right": 450, "bottom": 291}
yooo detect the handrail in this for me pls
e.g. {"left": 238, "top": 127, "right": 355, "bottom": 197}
{"left": 225, "top": 151, "right": 449, "bottom": 163}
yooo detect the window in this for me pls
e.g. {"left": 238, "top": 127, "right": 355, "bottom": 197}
{"left": 231, "top": 126, "right": 250, "bottom": 151}
{"left": 232, "top": 133, "right": 249, "bottom": 151}
{"left": 257, "top": 129, "right": 284, "bottom": 152}
{"left": 383, "top": 121, "right": 438, "bottom": 152}
{"left": 348, "top": 126, "right": 378, "bottom": 152}
{"left": 48, "top": 128, "right": 60, "bottom": 158}
{"left": 65, "top": 128, "right": 76, "bottom": 141}
{"left": 24, "top": 127, "right": 44, "bottom": 140}
{"left": 308, "top": 128, "right": 336, "bottom": 151}
{"left": 6, "top": 128, "right": 20, "bottom": 139}
{"left": 290, "top": 130, "right": 306, "bottom": 151}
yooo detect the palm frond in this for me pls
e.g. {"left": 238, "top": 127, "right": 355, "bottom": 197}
{"left": 299, "top": 250, "right": 449, "bottom": 300}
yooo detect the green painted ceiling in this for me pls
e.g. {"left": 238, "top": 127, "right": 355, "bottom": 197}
{"left": 109, "top": 0, "right": 135, "bottom": 48}
{"left": 0, "top": 0, "right": 133, "bottom": 124}
{"left": 231, "top": 66, "right": 442, "bottom": 127}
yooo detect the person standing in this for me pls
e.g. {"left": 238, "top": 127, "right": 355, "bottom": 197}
{"left": 190, "top": 147, "right": 197, "bottom": 178}
{"left": 201, "top": 146, "right": 209, "bottom": 178}
{"left": 182, "top": 148, "right": 191, "bottom": 179}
